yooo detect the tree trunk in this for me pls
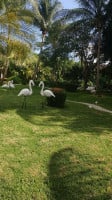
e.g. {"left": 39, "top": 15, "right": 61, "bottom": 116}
{"left": 83, "top": 51, "right": 89, "bottom": 90}
{"left": 96, "top": 29, "right": 102, "bottom": 92}
{"left": 32, "top": 59, "right": 40, "bottom": 80}
{"left": 3, "top": 60, "right": 9, "bottom": 80}
{"left": 83, "top": 62, "right": 89, "bottom": 90}
{"left": 41, "top": 32, "right": 46, "bottom": 52}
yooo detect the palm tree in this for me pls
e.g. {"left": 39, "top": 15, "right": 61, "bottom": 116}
{"left": 29, "top": 0, "right": 62, "bottom": 52}
{"left": 27, "top": 0, "right": 62, "bottom": 79}
{"left": 0, "top": 0, "right": 33, "bottom": 81}
{"left": 66, "top": 0, "right": 109, "bottom": 92}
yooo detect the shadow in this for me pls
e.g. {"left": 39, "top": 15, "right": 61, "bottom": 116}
{"left": 48, "top": 148, "right": 112, "bottom": 200}
{"left": 0, "top": 86, "right": 112, "bottom": 135}
{"left": 16, "top": 99, "right": 112, "bottom": 136}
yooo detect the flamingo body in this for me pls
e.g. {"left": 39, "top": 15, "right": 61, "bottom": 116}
{"left": 2, "top": 80, "right": 15, "bottom": 88}
{"left": 2, "top": 83, "right": 9, "bottom": 88}
{"left": 18, "top": 88, "right": 32, "bottom": 96}
{"left": 18, "top": 80, "right": 34, "bottom": 97}
{"left": 40, "top": 89, "right": 55, "bottom": 97}
{"left": 9, "top": 80, "right": 15, "bottom": 88}
{"left": 18, "top": 80, "right": 35, "bottom": 108}
{"left": 86, "top": 86, "right": 96, "bottom": 94}
{"left": 39, "top": 81, "right": 55, "bottom": 97}
{"left": 2, "top": 81, "right": 10, "bottom": 88}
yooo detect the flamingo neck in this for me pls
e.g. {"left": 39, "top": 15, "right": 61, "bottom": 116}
{"left": 40, "top": 82, "right": 44, "bottom": 95}
{"left": 29, "top": 81, "right": 33, "bottom": 93}
{"left": 8, "top": 81, "right": 10, "bottom": 87}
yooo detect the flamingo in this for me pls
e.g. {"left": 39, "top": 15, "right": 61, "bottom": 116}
{"left": 1, "top": 80, "right": 15, "bottom": 89}
{"left": 18, "top": 79, "right": 35, "bottom": 108}
{"left": 9, "top": 80, "right": 15, "bottom": 88}
{"left": 1, "top": 81, "right": 10, "bottom": 88}
{"left": 86, "top": 86, "right": 96, "bottom": 93}
{"left": 39, "top": 81, "right": 55, "bottom": 107}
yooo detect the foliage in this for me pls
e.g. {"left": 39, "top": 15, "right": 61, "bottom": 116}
{"left": 102, "top": 0, "right": 112, "bottom": 60}
{"left": 0, "top": 0, "right": 112, "bottom": 92}
{"left": 64, "top": 62, "right": 82, "bottom": 82}
{"left": 30, "top": 0, "right": 62, "bottom": 51}
{"left": 39, "top": 66, "right": 53, "bottom": 81}
{"left": 65, "top": 0, "right": 110, "bottom": 91}
{"left": 0, "top": 0, "right": 34, "bottom": 80}
{"left": 8, "top": 40, "right": 30, "bottom": 63}
{"left": 100, "top": 65, "right": 112, "bottom": 91}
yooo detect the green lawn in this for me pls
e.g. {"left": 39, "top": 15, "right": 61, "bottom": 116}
{"left": 0, "top": 85, "right": 112, "bottom": 200}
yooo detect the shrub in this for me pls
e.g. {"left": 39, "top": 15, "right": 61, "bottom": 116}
{"left": 46, "top": 81, "right": 78, "bottom": 92}
{"left": 47, "top": 87, "right": 66, "bottom": 108}
{"left": 11, "top": 76, "right": 22, "bottom": 84}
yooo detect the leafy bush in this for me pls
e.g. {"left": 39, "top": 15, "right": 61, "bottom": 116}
{"left": 46, "top": 81, "right": 78, "bottom": 92}
{"left": 47, "top": 87, "right": 66, "bottom": 108}
{"left": 11, "top": 76, "right": 22, "bottom": 84}
{"left": 62, "top": 81, "right": 78, "bottom": 92}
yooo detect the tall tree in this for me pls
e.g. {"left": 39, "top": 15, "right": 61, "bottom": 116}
{"left": 27, "top": 0, "right": 62, "bottom": 79}
{"left": 66, "top": 0, "right": 109, "bottom": 91}
{"left": 29, "top": 0, "right": 62, "bottom": 52}
{"left": 0, "top": 0, "right": 33, "bottom": 80}
{"left": 103, "top": 0, "right": 112, "bottom": 61}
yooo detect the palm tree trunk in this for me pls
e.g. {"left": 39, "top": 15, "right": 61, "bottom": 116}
{"left": 83, "top": 51, "right": 89, "bottom": 90}
{"left": 83, "top": 62, "right": 89, "bottom": 90}
{"left": 96, "top": 29, "right": 102, "bottom": 92}
{"left": 40, "top": 35, "right": 44, "bottom": 52}
{"left": 41, "top": 32, "right": 46, "bottom": 52}
{"left": 32, "top": 60, "right": 40, "bottom": 80}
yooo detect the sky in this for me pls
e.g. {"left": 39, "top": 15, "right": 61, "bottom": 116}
{"left": 59, "top": 0, "right": 78, "bottom": 9}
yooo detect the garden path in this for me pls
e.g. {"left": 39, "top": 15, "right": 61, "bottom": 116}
{"left": 67, "top": 100, "right": 112, "bottom": 114}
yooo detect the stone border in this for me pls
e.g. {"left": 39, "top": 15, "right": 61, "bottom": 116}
{"left": 67, "top": 100, "right": 112, "bottom": 114}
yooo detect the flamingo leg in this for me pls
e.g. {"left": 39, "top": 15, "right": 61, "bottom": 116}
{"left": 41, "top": 101, "right": 44, "bottom": 108}
{"left": 22, "top": 96, "right": 27, "bottom": 109}
{"left": 24, "top": 96, "right": 27, "bottom": 109}
{"left": 41, "top": 97, "right": 47, "bottom": 108}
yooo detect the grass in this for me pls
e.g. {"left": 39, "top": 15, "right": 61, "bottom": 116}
{"left": 0, "top": 85, "right": 112, "bottom": 200}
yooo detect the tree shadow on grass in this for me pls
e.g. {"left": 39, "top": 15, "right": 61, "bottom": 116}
{"left": 16, "top": 101, "right": 112, "bottom": 136}
{"left": 0, "top": 87, "right": 112, "bottom": 136}
{"left": 48, "top": 147, "right": 112, "bottom": 200}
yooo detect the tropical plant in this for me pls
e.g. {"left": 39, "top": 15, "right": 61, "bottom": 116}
{"left": 66, "top": 0, "right": 110, "bottom": 92}
{"left": 58, "top": 20, "right": 92, "bottom": 89}
{"left": 0, "top": 0, "right": 34, "bottom": 81}
{"left": 29, "top": 0, "right": 62, "bottom": 52}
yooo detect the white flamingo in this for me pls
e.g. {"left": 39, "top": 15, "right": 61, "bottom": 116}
{"left": 1, "top": 80, "right": 15, "bottom": 88}
{"left": 39, "top": 81, "right": 55, "bottom": 107}
{"left": 9, "top": 80, "right": 15, "bottom": 88}
{"left": 1, "top": 81, "right": 10, "bottom": 88}
{"left": 86, "top": 86, "right": 96, "bottom": 93}
{"left": 18, "top": 79, "right": 35, "bottom": 108}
